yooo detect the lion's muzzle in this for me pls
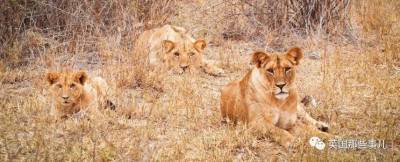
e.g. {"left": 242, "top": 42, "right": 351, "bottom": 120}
{"left": 274, "top": 82, "right": 289, "bottom": 99}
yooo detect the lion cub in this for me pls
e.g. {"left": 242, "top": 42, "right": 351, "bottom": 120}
{"left": 46, "top": 70, "right": 115, "bottom": 119}
{"left": 220, "top": 47, "right": 329, "bottom": 148}
{"left": 134, "top": 24, "right": 224, "bottom": 76}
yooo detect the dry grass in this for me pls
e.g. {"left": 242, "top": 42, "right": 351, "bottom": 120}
{"left": 1, "top": 0, "right": 399, "bottom": 161}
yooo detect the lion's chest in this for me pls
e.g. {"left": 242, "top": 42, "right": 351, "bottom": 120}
{"left": 270, "top": 107, "right": 297, "bottom": 130}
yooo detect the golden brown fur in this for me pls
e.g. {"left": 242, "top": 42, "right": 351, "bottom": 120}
{"left": 46, "top": 70, "right": 114, "bottom": 119}
{"left": 134, "top": 24, "right": 224, "bottom": 76}
{"left": 220, "top": 47, "right": 329, "bottom": 148}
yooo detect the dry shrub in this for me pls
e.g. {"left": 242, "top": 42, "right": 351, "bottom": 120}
{"left": 2, "top": 30, "right": 50, "bottom": 67}
{"left": 133, "top": 0, "right": 177, "bottom": 29}
{"left": 183, "top": 0, "right": 351, "bottom": 45}
{"left": 0, "top": 0, "right": 176, "bottom": 67}
{"left": 241, "top": 0, "right": 351, "bottom": 34}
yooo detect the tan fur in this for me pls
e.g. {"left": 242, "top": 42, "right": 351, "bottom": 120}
{"left": 46, "top": 70, "right": 114, "bottom": 119}
{"left": 134, "top": 24, "right": 224, "bottom": 76}
{"left": 220, "top": 47, "right": 329, "bottom": 148}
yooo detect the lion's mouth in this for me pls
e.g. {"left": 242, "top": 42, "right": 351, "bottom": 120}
{"left": 277, "top": 92, "right": 288, "bottom": 95}
{"left": 275, "top": 91, "right": 289, "bottom": 99}
{"left": 62, "top": 101, "right": 71, "bottom": 105}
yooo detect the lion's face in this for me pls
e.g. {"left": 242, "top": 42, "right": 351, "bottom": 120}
{"left": 252, "top": 47, "right": 304, "bottom": 100}
{"left": 162, "top": 39, "right": 206, "bottom": 74}
{"left": 46, "top": 71, "right": 88, "bottom": 107}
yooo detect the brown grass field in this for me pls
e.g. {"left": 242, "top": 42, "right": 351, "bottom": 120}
{"left": 0, "top": 0, "right": 399, "bottom": 161}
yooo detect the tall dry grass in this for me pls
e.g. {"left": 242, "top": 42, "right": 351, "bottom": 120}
{"left": 0, "top": 0, "right": 399, "bottom": 161}
{"left": 0, "top": 0, "right": 176, "bottom": 67}
{"left": 173, "top": 0, "right": 351, "bottom": 51}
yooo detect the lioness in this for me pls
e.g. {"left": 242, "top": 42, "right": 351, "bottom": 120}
{"left": 220, "top": 47, "right": 329, "bottom": 148}
{"left": 135, "top": 24, "right": 224, "bottom": 76}
{"left": 46, "top": 70, "right": 115, "bottom": 119}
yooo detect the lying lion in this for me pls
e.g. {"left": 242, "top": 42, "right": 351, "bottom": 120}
{"left": 134, "top": 24, "right": 224, "bottom": 76}
{"left": 220, "top": 47, "right": 329, "bottom": 148}
{"left": 46, "top": 70, "right": 115, "bottom": 119}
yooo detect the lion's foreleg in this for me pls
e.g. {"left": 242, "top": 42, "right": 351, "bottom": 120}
{"left": 201, "top": 60, "right": 224, "bottom": 76}
{"left": 249, "top": 116, "right": 294, "bottom": 148}
{"left": 289, "top": 121, "right": 333, "bottom": 141}
{"left": 297, "top": 104, "right": 329, "bottom": 132}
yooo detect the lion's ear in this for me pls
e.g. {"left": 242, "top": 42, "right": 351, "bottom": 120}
{"left": 286, "top": 47, "right": 304, "bottom": 65}
{"left": 46, "top": 72, "right": 60, "bottom": 85}
{"left": 74, "top": 70, "right": 88, "bottom": 85}
{"left": 193, "top": 39, "right": 206, "bottom": 52}
{"left": 252, "top": 51, "right": 269, "bottom": 68}
{"left": 162, "top": 40, "right": 175, "bottom": 53}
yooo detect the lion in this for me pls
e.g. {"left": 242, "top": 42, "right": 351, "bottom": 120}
{"left": 220, "top": 47, "right": 329, "bottom": 148}
{"left": 134, "top": 24, "right": 224, "bottom": 76}
{"left": 46, "top": 70, "right": 115, "bottom": 119}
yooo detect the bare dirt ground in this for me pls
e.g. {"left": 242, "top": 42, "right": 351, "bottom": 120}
{"left": 1, "top": 0, "right": 399, "bottom": 161}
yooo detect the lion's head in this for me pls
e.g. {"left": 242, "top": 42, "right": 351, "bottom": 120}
{"left": 251, "top": 47, "right": 304, "bottom": 100}
{"left": 46, "top": 71, "right": 88, "bottom": 109}
{"left": 161, "top": 35, "right": 206, "bottom": 74}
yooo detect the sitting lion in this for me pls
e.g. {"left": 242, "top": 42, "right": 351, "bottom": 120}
{"left": 46, "top": 70, "right": 115, "bottom": 119}
{"left": 134, "top": 24, "right": 224, "bottom": 76}
{"left": 220, "top": 47, "right": 329, "bottom": 148}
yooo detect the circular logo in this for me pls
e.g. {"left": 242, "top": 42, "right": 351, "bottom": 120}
{"left": 309, "top": 136, "right": 325, "bottom": 150}
{"left": 315, "top": 141, "right": 326, "bottom": 150}
{"left": 309, "top": 136, "right": 321, "bottom": 147}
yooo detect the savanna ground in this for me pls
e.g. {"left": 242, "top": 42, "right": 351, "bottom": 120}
{"left": 1, "top": 0, "right": 399, "bottom": 161}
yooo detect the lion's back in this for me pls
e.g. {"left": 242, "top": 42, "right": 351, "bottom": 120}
{"left": 88, "top": 76, "right": 112, "bottom": 100}
{"left": 220, "top": 80, "right": 246, "bottom": 122}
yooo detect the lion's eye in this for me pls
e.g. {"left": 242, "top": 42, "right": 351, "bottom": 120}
{"left": 70, "top": 83, "right": 76, "bottom": 89}
{"left": 189, "top": 52, "right": 195, "bottom": 56}
{"left": 285, "top": 67, "right": 291, "bottom": 72}
{"left": 56, "top": 84, "right": 62, "bottom": 89}
{"left": 267, "top": 68, "right": 274, "bottom": 75}
{"left": 174, "top": 52, "right": 180, "bottom": 56}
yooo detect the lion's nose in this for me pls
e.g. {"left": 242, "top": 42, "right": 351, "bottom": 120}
{"left": 62, "top": 96, "right": 69, "bottom": 100}
{"left": 276, "top": 83, "right": 286, "bottom": 89}
{"left": 180, "top": 65, "right": 189, "bottom": 70}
